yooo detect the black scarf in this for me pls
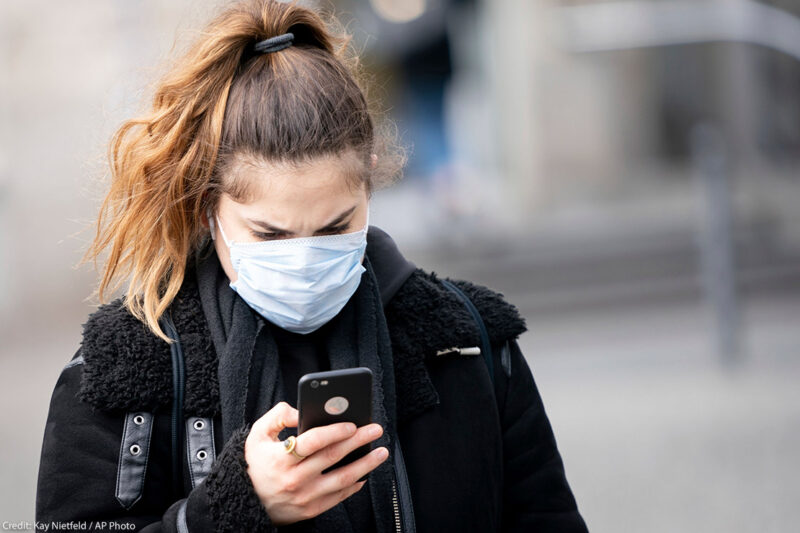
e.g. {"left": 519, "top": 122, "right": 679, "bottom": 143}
{"left": 195, "top": 244, "right": 397, "bottom": 533}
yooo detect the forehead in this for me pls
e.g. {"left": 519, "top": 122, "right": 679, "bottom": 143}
{"left": 223, "top": 150, "right": 365, "bottom": 202}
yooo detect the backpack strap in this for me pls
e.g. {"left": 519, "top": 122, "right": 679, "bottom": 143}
{"left": 160, "top": 313, "right": 185, "bottom": 498}
{"left": 440, "top": 279, "right": 496, "bottom": 385}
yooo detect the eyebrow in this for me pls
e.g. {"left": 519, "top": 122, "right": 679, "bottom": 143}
{"left": 248, "top": 205, "right": 358, "bottom": 235}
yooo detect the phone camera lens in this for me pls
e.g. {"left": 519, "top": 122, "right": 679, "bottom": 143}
{"left": 310, "top": 380, "right": 319, "bottom": 389}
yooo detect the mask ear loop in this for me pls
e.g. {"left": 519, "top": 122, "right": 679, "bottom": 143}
{"left": 216, "top": 216, "right": 233, "bottom": 247}
{"left": 207, "top": 208, "right": 234, "bottom": 246}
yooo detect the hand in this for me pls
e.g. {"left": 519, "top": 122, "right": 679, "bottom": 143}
{"left": 243, "top": 401, "right": 389, "bottom": 527}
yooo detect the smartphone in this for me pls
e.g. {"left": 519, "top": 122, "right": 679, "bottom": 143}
{"left": 297, "top": 367, "right": 374, "bottom": 477}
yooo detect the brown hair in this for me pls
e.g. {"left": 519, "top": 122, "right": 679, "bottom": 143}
{"left": 82, "top": 0, "right": 405, "bottom": 342}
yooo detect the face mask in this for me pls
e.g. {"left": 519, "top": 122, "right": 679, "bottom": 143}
{"left": 208, "top": 207, "right": 369, "bottom": 334}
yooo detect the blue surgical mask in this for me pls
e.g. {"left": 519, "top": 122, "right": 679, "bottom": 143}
{"left": 208, "top": 207, "right": 369, "bottom": 334}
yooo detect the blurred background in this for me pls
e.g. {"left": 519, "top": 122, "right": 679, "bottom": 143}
{"left": 2, "top": 0, "right": 799, "bottom": 531}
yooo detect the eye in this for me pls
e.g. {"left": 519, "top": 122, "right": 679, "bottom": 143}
{"left": 250, "top": 224, "right": 349, "bottom": 241}
{"left": 250, "top": 231, "right": 282, "bottom": 240}
{"left": 320, "top": 224, "right": 350, "bottom": 235}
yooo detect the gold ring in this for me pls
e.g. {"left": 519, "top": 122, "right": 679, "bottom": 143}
{"left": 282, "top": 435, "right": 306, "bottom": 459}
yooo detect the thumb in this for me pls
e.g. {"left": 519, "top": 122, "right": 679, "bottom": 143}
{"left": 254, "top": 401, "right": 299, "bottom": 442}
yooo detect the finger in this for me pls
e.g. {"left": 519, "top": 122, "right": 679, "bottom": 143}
{"left": 256, "top": 402, "right": 299, "bottom": 442}
{"left": 304, "top": 480, "right": 367, "bottom": 516}
{"left": 294, "top": 422, "right": 358, "bottom": 458}
{"left": 311, "top": 480, "right": 367, "bottom": 517}
{"left": 313, "top": 446, "right": 389, "bottom": 498}
{"left": 297, "top": 423, "right": 383, "bottom": 476}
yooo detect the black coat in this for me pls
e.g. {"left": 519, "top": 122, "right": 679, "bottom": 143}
{"left": 36, "top": 226, "right": 588, "bottom": 533}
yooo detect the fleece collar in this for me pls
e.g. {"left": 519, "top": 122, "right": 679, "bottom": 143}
{"left": 78, "top": 228, "right": 527, "bottom": 424}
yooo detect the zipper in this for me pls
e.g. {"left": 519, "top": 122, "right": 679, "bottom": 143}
{"left": 391, "top": 477, "right": 402, "bottom": 533}
{"left": 435, "top": 346, "right": 481, "bottom": 357}
{"left": 440, "top": 279, "right": 495, "bottom": 383}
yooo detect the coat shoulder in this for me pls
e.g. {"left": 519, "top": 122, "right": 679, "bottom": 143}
{"left": 77, "top": 298, "right": 173, "bottom": 413}
{"left": 385, "top": 267, "right": 528, "bottom": 422}
{"left": 77, "top": 270, "right": 219, "bottom": 416}
{"left": 386, "top": 267, "right": 528, "bottom": 351}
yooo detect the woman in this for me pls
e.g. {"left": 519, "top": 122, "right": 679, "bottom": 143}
{"left": 35, "top": 1, "right": 588, "bottom": 532}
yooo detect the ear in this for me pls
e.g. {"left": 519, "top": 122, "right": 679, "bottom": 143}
{"left": 370, "top": 153, "right": 378, "bottom": 170}
{"left": 199, "top": 191, "right": 212, "bottom": 229}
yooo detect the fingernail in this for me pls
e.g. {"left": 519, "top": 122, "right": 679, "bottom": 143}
{"left": 369, "top": 424, "right": 382, "bottom": 437}
{"left": 376, "top": 447, "right": 389, "bottom": 459}
{"left": 347, "top": 423, "right": 357, "bottom": 434}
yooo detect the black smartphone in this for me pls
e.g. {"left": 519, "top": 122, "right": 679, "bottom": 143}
{"left": 297, "top": 367, "right": 374, "bottom": 477}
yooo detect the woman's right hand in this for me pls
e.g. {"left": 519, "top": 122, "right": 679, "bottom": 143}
{"left": 243, "top": 401, "right": 389, "bottom": 527}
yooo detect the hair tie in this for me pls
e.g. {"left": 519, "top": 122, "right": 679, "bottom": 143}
{"left": 253, "top": 33, "right": 294, "bottom": 54}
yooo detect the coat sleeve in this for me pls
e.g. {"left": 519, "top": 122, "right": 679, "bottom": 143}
{"left": 492, "top": 339, "right": 589, "bottom": 533}
{"left": 35, "top": 350, "right": 277, "bottom": 533}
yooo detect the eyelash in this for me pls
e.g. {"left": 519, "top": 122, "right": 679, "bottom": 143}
{"left": 251, "top": 224, "right": 349, "bottom": 241}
